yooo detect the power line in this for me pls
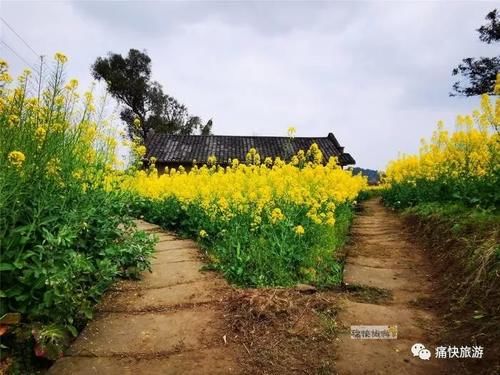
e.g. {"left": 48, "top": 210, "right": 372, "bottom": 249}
{"left": 0, "top": 16, "right": 48, "bottom": 84}
{"left": 0, "top": 18, "right": 65, "bottom": 93}
{"left": 0, "top": 39, "right": 40, "bottom": 74}
{"left": 0, "top": 17, "right": 40, "bottom": 58}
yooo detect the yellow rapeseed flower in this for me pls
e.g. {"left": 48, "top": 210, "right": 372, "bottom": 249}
{"left": 46, "top": 158, "right": 61, "bottom": 177}
{"left": 207, "top": 155, "right": 217, "bottom": 166}
{"left": 35, "top": 126, "right": 46, "bottom": 142}
{"left": 65, "top": 79, "right": 79, "bottom": 91}
{"left": 135, "top": 145, "right": 146, "bottom": 157}
{"left": 294, "top": 225, "right": 305, "bottom": 236}
{"left": 385, "top": 92, "right": 498, "bottom": 184}
{"left": 54, "top": 52, "right": 68, "bottom": 64}
{"left": 0, "top": 71, "right": 12, "bottom": 84}
{"left": 8, "top": 151, "right": 25, "bottom": 168}
{"left": 8, "top": 114, "right": 19, "bottom": 127}
{"left": 271, "top": 208, "right": 284, "bottom": 224}
{"left": 118, "top": 143, "right": 367, "bottom": 238}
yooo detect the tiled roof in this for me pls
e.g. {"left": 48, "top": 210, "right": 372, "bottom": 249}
{"left": 145, "top": 132, "right": 355, "bottom": 166}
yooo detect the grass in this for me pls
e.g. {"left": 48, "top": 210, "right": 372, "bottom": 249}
{"left": 402, "top": 202, "right": 499, "bottom": 373}
{"left": 132, "top": 196, "right": 355, "bottom": 287}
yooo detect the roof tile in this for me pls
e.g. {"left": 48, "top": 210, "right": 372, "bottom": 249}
{"left": 145, "top": 133, "right": 355, "bottom": 166}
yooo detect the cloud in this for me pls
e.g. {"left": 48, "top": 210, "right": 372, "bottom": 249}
{"left": 1, "top": 0, "right": 497, "bottom": 169}
{"left": 71, "top": 1, "right": 353, "bottom": 36}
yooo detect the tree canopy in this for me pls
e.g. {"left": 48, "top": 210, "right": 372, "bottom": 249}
{"left": 92, "top": 49, "right": 212, "bottom": 141}
{"left": 450, "top": 9, "right": 500, "bottom": 96}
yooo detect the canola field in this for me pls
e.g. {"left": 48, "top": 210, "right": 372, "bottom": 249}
{"left": 123, "top": 146, "right": 366, "bottom": 286}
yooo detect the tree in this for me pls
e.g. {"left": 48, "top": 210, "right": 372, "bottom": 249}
{"left": 450, "top": 9, "right": 500, "bottom": 96}
{"left": 92, "top": 49, "right": 212, "bottom": 140}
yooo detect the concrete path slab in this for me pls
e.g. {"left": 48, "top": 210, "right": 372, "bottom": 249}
{"left": 97, "top": 280, "right": 226, "bottom": 312}
{"left": 50, "top": 348, "right": 237, "bottom": 375}
{"left": 152, "top": 248, "right": 199, "bottom": 264}
{"left": 336, "top": 199, "right": 448, "bottom": 374}
{"left": 112, "top": 261, "right": 210, "bottom": 290}
{"left": 155, "top": 239, "right": 198, "bottom": 252}
{"left": 67, "top": 308, "right": 219, "bottom": 356}
{"left": 49, "top": 220, "right": 239, "bottom": 374}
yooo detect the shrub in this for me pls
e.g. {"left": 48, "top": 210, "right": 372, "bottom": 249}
{"left": 382, "top": 90, "right": 499, "bottom": 210}
{"left": 0, "top": 56, "right": 155, "bottom": 366}
{"left": 123, "top": 148, "right": 366, "bottom": 287}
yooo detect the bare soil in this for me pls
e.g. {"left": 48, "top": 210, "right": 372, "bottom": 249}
{"left": 223, "top": 287, "right": 340, "bottom": 374}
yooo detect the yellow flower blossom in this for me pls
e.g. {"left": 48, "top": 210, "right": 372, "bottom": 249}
{"left": 54, "top": 52, "right": 68, "bottom": 64}
{"left": 135, "top": 145, "right": 146, "bottom": 157}
{"left": 8, "top": 114, "right": 19, "bottom": 127}
{"left": 46, "top": 158, "right": 61, "bottom": 177}
{"left": 35, "top": 126, "right": 46, "bottom": 142}
{"left": 271, "top": 208, "right": 285, "bottom": 224}
{"left": 207, "top": 155, "right": 217, "bottom": 166}
{"left": 65, "top": 79, "right": 79, "bottom": 91}
{"left": 8, "top": 151, "right": 25, "bottom": 168}
{"left": 385, "top": 89, "right": 499, "bottom": 185}
{"left": 294, "top": 225, "right": 305, "bottom": 236}
{"left": 118, "top": 142, "right": 367, "bottom": 247}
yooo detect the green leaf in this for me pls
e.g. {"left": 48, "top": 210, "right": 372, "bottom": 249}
{"left": 0, "top": 263, "right": 15, "bottom": 271}
{"left": 67, "top": 325, "right": 78, "bottom": 337}
{"left": 82, "top": 308, "right": 93, "bottom": 320}
{"left": 14, "top": 294, "right": 30, "bottom": 302}
{"left": 4, "top": 285, "right": 25, "bottom": 298}
{"left": 43, "top": 291, "right": 54, "bottom": 306}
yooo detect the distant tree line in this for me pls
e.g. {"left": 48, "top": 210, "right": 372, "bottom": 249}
{"left": 351, "top": 167, "right": 380, "bottom": 185}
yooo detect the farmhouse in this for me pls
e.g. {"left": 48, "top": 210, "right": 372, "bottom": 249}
{"left": 144, "top": 132, "right": 355, "bottom": 172}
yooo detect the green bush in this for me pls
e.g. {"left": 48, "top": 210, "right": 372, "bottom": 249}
{"left": 0, "top": 57, "right": 155, "bottom": 367}
{"left": 130, "top": 194, "right": 353, "bottom": 287}
{"left": 382, "top": 174, "right": 500, "bottom": 210}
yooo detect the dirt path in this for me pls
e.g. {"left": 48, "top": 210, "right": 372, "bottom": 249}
{"left": 49, "top": 221, "right": 239, "bottom": 375}
{"left": 49, "top": 200, "right": 451, "bottom": 374}
{"left": 335, "top": 198, "right": 448, "bottom": 374}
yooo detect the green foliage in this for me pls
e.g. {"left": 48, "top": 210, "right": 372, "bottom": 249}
{"left": 451, "top": 9, "right": 500, "bottom": 96}
{"left": 131, "top": 195, "right": 353, "bottom": 287}
{"left": 0, "top": 58, "right": 156, "bottom": 368}
{"left": 401, "top": 203, "right": 499, "bottom": 370}
{"left": 32, "top": 324, "right": 70, "bottom": 360}
{"left": 92, "top": 49, "right": 212, "bottom": 141}
{"left": 478, "top": 9, "right": 500, "bottom": 44}
{"left": 357, "top": 188, "right": 383, "bottom": 202}
{"left": 403, "top": 203, "right": 499, "bottom": 254}
{"left": 350, "top": 167, "right": 380, "bottom": 185}
{"left": 382, "top": 173, "right": 500, "bottom": 210}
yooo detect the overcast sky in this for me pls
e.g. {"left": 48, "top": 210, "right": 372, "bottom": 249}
{"left": 1, "top": 1, "right": 497, "bottom": 169}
